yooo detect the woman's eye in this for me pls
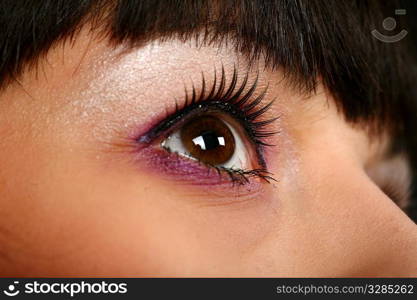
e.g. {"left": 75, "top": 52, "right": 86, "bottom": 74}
{"left": 137, "top": 68, "right": 278, "bottom": 184}
{"left": 161, "top": 114, "right": 250, "bottom": 170}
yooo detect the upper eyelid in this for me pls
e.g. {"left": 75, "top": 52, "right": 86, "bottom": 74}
{"left": 136, "top": 65, "right": 274, "bottom": 146}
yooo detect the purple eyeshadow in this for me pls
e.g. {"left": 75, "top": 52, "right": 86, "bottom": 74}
{"left": 134, "top": 146, "right": 265, "bottom": 190}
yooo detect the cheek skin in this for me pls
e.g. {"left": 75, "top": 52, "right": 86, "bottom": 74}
{"left": 0, "top": 149, "right": 279, "bottom": 276}
{"left": 0, "top": 103, "right": 280, "bottom": 276}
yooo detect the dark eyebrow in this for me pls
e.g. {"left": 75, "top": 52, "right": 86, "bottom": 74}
{"left": 1, "top": 0, "right": 417, "bottom": 217}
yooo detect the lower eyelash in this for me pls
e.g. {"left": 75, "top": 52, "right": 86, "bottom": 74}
{"left": 217, "top": 167, "right": 277, "bottom": 185}
{"left": 157, "top": 146, "right": 277, "bottom": 186}
{"left": 138, "top": 65, "right": 279, "bottom": 184}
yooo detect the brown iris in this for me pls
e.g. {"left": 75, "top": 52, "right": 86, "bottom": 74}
{"left": 180, "top": 115, "right": 235, "bottom": 165}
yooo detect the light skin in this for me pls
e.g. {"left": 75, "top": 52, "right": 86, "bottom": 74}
{"left": 0, "top": 29, "right": 416, "bottom": 277}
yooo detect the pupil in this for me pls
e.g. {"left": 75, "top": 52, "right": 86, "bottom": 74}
{"left": 180, "top": 115, "right": 236, "bottom": 165}
{"left": 192, "top": 131, "right": 225, "bottom": 151}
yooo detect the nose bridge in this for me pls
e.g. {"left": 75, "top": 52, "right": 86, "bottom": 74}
{"left": 362, "top": 185, "right": 417, "bottom": 276}
{"left": 308, "top": 166, "right": 417, "bottom": 276}
{"left": 387, "top": 215, "right": 417, "bottom": 275}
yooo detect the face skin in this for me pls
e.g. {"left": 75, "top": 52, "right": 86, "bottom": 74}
{"left": 0, "top": 28, "right": 417, "bottom": 277}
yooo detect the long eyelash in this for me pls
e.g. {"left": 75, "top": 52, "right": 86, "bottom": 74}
{"left": 139, "top": 65, "right": 279, "bottom": 184}
{"left": 218, "top": 167, "right": 277, "bottom": 186}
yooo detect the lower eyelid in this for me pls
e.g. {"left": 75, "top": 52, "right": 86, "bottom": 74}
{"left": 133, "top": 142, "right": 268, "bottom": 190}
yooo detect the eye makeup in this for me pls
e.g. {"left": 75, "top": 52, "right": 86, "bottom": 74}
{"left": 134, "top": 65, "right": 278, "bottom": 186}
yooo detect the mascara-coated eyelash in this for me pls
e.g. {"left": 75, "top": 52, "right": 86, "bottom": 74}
{"left": 138, "top": 66, "right": 278, "bottom": 185}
